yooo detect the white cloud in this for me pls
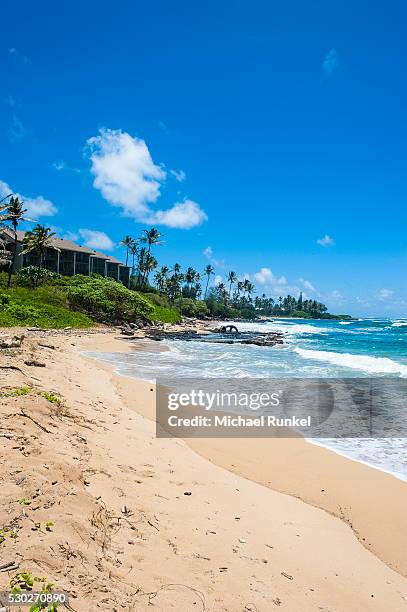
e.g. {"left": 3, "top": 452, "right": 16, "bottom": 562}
{"left": 214, "top": 275, "right": 223, "bottom": 285}
{"left": 299, "top": 278, "right": 317, "bottom": 293}
{"left": 78, "top": 229, "right": 115, "bottom": 251}
{"left": 253, "top": 267, "right": 287, "bottom": 286}
{"left": 87, "top": 128, "right": 165, "bottom": 216}
{"left": 323, "top": 48, "right": 339, "bottom": 76}
{"left": 317, "top": 234, "right": 335, "bottom": 247}
{"left": 52, "top": 160, "right": 81, "bottom": 174}
{"left": 145, "top": 199, "right": 207, "bottom": 229}
{"left": 202, "top": 245, "right": 225, "bottom": 268}
{"left": 0, "top": 179, "right": 57, "bottom": 218}
{"left": 170, "top": 169, "right": 186, "bottom": 182}
{"left": 62, "top": 230, "right": 79, "bottom": 241}
{"left": 330, "top": 289, "right": 343, "bottom": 300}
{"left": 86, "top": 128, "right": 206, "bottom": 229}
{"left": 377, "top": 288, "right": 394, "bottom": 300}
{"left": 52, "top": 161, "right": 66, "bottom": 171}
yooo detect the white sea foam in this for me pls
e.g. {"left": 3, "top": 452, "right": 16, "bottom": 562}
{"left": 294, "top": 348, "right": 407, "bottom": 377}
{"left": 392, "top": 321, "right": 407, "bottom": 328}
{"left": 225, "top": 320, "right": 328, "bottom": 335}
{"left": 339, "top": 321, "right": 351, "bottom": 325}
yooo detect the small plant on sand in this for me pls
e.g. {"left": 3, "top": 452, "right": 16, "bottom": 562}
{"left": 1, "top": 386, "right": 32, "bottom": 398}
{"left": 38, "top": 391, "right": 62, "bottom": 406}
{"left": 9, "top": 572, "right": 59, "bottom": 611}
{"left": 17, "top": 498, "right": 32, "bottom": 506}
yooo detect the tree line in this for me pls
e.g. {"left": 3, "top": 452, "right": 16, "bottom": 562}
{"left": 120, "top": 230, "right": 332, "bottom": 319}
{"left": 0, "top": 191, "right": 336, "bottom": 319}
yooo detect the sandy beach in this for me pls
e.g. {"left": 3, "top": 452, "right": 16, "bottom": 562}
{"left": 1, "top": 329, "right": 407, "bottom": 611}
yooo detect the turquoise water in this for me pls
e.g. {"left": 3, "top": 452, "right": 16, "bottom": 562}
{"left": 98, "top": 318, "right": 407, "bottom": 379}
{"left": 89, "top": 317, "right": 407, "bottom": 480}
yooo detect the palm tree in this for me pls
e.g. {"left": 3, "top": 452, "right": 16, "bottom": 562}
{"left": 6, "top": 196, "right": 28, "bottom": 287}
{"left": 129, "top": 242, "right": 138, "bottom": 276}
{"left": 194, "top": 282, "right": 202, "bottom": 299}
{"left": 243, "top": 280, "right": 255, "bottom": 301}
{"left": 154, "top": 266, "right": 169, "bottom": 292}
{"left": 166, "top": 274, "right": 183, "bottom": 302}
{"left": 141, "top": 228, "right": 163, "bottom": 255}
{"left": 22, "top": 225, "right": 58, "bottom": 287}
{"left": 204, "top": 264, "right": 214, "bottom": 298}
{"left": 0, "top": 192, "right": 14, "bottom": 223}
{"left": 227, "top": 271, "right": 237, "bottom": 300}
{"left": 237, "top": 280, "right": 245, "bottom": 295}
{"left": 142, "top": 254, "right": 158, "bottom": 287}
{"left": 185, "top": 266, "right": 196, "bottom": 289}
{"left": 135, "top": 246, "right": 148, "bottom": 288}
{"left": 120, "top": 235, "right": 136, "bottom": 267}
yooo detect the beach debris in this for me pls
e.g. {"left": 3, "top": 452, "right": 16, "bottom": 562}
{"left": 281, "top": 571, "right": 293, "bottom": 580}
{"left": 0, "top": 334, "right": 24, "bottom": 349}
{"left": 38, "top": 342, "right": 56, "bottom": 350}
{"left": 0, "top": 561, "right": 19, "bottom": 572}
{"left": 24, "top": 359, "right": 46, "bottom": 367}
{"left": 121, "top": 505, "right": 133, "bottom": 516}
{"left": 184, "top": 491, "right": 192, "bottom": 496}
{"left": 238, "top": 537, "right": 246, "bottom": 544}
{"left": 147, "top": 519, "right": 160, "bottom": 531}
{"left": 0, "top": 431, "right": 14, "bottom": 439}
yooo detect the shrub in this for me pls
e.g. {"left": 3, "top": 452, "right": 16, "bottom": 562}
{"left": 67, "top": 276, "right": 154, "bottom": 322}
{"left": 16, "top": 266, "right": 61, "bottom": 288}
{"left": 143, "top": 292, "right": 170, "bottom": 307}
{"left": 0, "top": 294, "right": 92, "bottom": 328}
{"left": 150, "top": 304, "right": 182, "bottom": 324}
{"left": 1, "top": 301, "right": 41, "bottom": 321}
{"left": 174, "top": 298, "right": 210, "bottom": 319}
{"left": 289, "top": 310, "right": 312, "bottom": 319}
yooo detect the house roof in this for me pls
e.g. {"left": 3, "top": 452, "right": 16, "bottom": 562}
{"left": 0, "top": 228, "right": 128, "bottom": 267}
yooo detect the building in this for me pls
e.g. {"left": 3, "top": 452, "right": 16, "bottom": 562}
{"left": 0, "top": 229, "right": 130, "bottom": 285}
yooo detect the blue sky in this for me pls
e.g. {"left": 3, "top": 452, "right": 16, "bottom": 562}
{"left": 1, "top": 0, "right": 406, "bottom": 316}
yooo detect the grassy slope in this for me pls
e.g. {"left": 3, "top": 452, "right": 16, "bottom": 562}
{"left": 149, "top": 304, "right": 182, "bottom": 324}
{"left": 0, "top": 284, "right": 94, "bottom": 328}
{"left": 0, "top": 274, "right": 181, "bottom": 328}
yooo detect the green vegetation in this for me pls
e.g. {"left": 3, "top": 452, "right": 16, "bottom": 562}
{"left": 150, "top": 304, "right": 181, "bottom": 324}
{"left": 0, "top": 271, "right": 181, "bottom": 327}
{"left": 0, "top": 190, "right": 350, "bottom": 322}
{"left": 0, "top": 385, "right": 32, "bottom": 397}
{"left": 0, "top": 276, "right": 93, "bottom": 328}
{"left": 65, "top": 275, "right": 154, "bottom": 322}
{"left": 9, "top": 572, "right": 59, "bottom": 611}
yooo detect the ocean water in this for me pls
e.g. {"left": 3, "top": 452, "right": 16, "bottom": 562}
{"left": 89, "top": 317, "right": 407, "bottom": 481}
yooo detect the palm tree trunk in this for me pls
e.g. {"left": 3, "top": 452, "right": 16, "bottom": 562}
{"left": 7, "top": 227, "right": 18, "bottom": 288}
{"left": 204, "top": 276, "right": 210, "bottom": 298}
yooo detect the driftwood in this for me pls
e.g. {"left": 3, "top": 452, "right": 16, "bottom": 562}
{"left": 24, "top": 359, "right": 46, "bottom": 367}
{"left": 0, "top": 334, "right": 25, "bottom": 349}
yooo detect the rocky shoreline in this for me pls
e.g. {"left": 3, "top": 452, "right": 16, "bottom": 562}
{"left": 137, "top": 323, "right": 285, "bottom": 347}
